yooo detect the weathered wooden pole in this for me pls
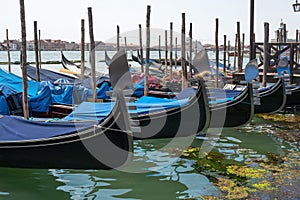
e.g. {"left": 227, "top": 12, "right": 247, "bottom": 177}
{"left": 38, "top": 29, "right": 42, "bottom": 68}
{"left": 262, "top": 22, "right": 269, "bottom": 87}
{"left": 175, "top": 37, "right": 178, "bottom": 69}
{"left": 296, "top": 29, "right": 299, "bottom": 64}
{"left": 117, "top": 25, "right": 120, "bottom": 51}
{"left": 249, "top": 0, "right": 255, "bottom": 60}
{"left": 241, "top": 33, "right": 245, "bottom": 68}
{"left": 237, "top": 21, "right": 242, "bottom": 72}
{"left": 227, "top": 40, "right": 231, "bottom": 69}
{"left": 283, "top": 23, "right": 287, "bottom": 43}
{"left": 234, "top": 34, "right": 237, "bottom": 71}
{"left": 170, "top": 22, "right": 173, "bottom": 80}
{"left": 189, "top": 23, "right": 193, "bottom": 76}
{"left": 138, "top": 24, "right": 144, "bottom": 72}
{"left": 124, "top": 36, "right": 127, "bottom": 56}
{"left": 164, "top": 30, "right": 168, "bottom": 75}
{"left": 19, "top": 0, "right": 29, "bottom": 119}
{"left": 144, "top": 5, "right": 151, "bottom": 96}
{"left": 290, "top": 43, "right": 295, "bottom": 77}
{"left": 215, "top": 18, "right": 219, "bottom": 88}
{"left": 181, "top": 13, "right": 188, "bottom": 89}
{"left": 88, "top": 7, "right": 97, "bottom": 102}
{"left": 80, "top": 19, "right": 85, "bottom": 80}
{"left": 223, "top": 35, "right": 227, "bottom": 73}
{"left": 34, "top": 21, "right": 40, "bottom": 82}
{"left": 158, "top": 35, "right": 161, "bottom": 63}
{"left": 276, "top": 30, "right": 280, "bottom": 42}
{"left": 6, "top": 29, "right": 11, "bottom": 72}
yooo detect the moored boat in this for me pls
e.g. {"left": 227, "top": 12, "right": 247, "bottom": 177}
{"left": 0, "top": 50, "right": 133, "bottom": 169}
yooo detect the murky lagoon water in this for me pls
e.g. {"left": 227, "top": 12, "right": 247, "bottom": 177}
{"left": 0, "top": 116, "right": 298, "bottom": 200}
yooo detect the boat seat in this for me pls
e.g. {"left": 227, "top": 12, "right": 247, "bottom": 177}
{"left": 6, "top": 93, "right": 23, "bottom": 116}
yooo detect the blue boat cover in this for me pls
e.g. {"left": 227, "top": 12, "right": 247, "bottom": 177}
{"left": 63, "top": 102, "right": 114, "bottom": 122}
{"left": 63, "top": 97, "right": 190, "bottom": 122}
{"left": 0, "top": 69, "right": 52, "bottom": 113}
{"left": 0, "top": 115, "right": 96, "bottom": 141}
{"left": 0, "top": 96, "right": 10, "bottom": 115}
{"left": 0, "top": 68, "right": 112, "bottom": 115}
{"left": 27, "top": 64, "right": 76, "bottom": 83}
{"left": 131, "top": 96, "right": 190, "bottom": 114}
{"left": 0, "top": 68, "right": 40, "bottom": 96}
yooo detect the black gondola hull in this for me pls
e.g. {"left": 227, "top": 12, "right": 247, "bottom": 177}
{"left": 254, "top": 78, "right": 286, "bottom": 113}
{"left": 131, "top": 79, "right": 210, "bottom": 139}
{"left": 209, "top": 84, "right": 254, "bottom": 128}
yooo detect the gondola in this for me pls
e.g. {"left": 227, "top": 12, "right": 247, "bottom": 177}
{"left": 27, "top": 64, "right": 76, "bottom": 82}
{"left": 254, "top": 77, "right": 286, "bottom": 113}
{"left": 61, "top": 51, "right": 80, "bottom": 70}
{"left": 130, "top": 77, "right": 210, "bottom": 139}
{"left": 192, "top": 50, "right": 255, "bottom": 128}
{"left": 0, "top": 51, "right": 133, "bottom": 170}
{"left": 107, "top": 50, "right": 210, "bottom": 139}
{"left": 286, "top": 84, "right": 300, "bottom": 107}
{"left": 61, "top": 52, "right": 104, "bottom": 77}
{"left": 209, "top": 84, "right": 254, "bottom": 127}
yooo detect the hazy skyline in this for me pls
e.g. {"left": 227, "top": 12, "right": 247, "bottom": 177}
{"left": 1, "top": 0, "right": 299, "bottom": 45}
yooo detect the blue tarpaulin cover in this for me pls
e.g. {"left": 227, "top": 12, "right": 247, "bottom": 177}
{"left": 131, "top": 96, "right": 190, "bottom": 114}
{"left": 0, "top": 115, "right": 96, "bottom": 141}
{"left": 0, "top": 68, "right": 112, "bottom": 115}
{"left": 64, "top": 102, "right": 114, "bottom": 122}
{"left": 63, "top": 97, "right": 190, "bottom": 122}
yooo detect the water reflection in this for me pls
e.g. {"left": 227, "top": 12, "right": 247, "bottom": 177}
{"left": 50, "top": 137, "right": 220, "bottom": 199}
{"left": 0, "top": 115, "right": 298, "bottom": 199}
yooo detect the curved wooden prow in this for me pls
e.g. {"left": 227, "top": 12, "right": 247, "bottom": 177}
{"left": 104, "top": 50, "right": 111, "bottom": 66}
{"left": 108, "top": 50, "right": 133, "bottom": 133}
{"left": 192, "top": 49, "right": 211, "bottom": 74}
{"left": 61, "top": 51, "right": 80, "bottom": 69}
{"left": 109, "top": 50, "right": 133, "bottom": 91}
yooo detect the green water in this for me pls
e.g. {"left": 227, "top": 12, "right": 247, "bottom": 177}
{"left": 0, "top": 116, "right": 298, "bottom": 200}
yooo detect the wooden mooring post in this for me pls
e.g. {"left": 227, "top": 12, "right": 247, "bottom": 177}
{"left": 215, "top": 18, "right": 219, "bottom": 88}
{"left": 34, "top": 21, "right": 40, "bottom": 82}
{"left": 223, "top": 35, "right": 227, "bottom": 73}
{"left": 262, "top": 22, "right": 269, "bottom": 87}
{"left": 181, "top": 13, "right": 188, "bottom": 89}
{"left": 175, "top": 37, "right": 178, "bottom": 69}
{"left": 237, "top": 21, "right": 242, "bottom": 72}
{"left": 117, "top": 25, "right": 120, "bottom": 51}
{"left": 138, "top": 24, "right": 144, "bottom": 73}
{"left": 144, "top": 5, "right": 151, "bottom": 96}
{"left": 38, "top": 29, "right": 42, "bottom": 68}
{"left": 158, "top": 35, "right": 161, "bottom": 64}
{"left": 6, "top": 29, "right": 11, "bottom": 72}
{"left": 164, "top": 30, "right": 168, "bottom": 75}
{"left": 80, "top": 19, "right": 85, "bottom": 80}
{"left": 169, "top": 22, "right": 173, "bottom": 80}
{"left": 19, "top": 0, "right": 29, "bottom": 119}
{"left": 234, "top": 34, "right": 237, "bottom": 71}
{"left": 189, "top": 23, "right": 193, "bottom": 75}
{"left": 88, "top": 7, "right": 97, "bottom": 102}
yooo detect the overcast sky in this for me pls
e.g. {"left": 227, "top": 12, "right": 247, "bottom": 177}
{"left": 1, "top": 0, "right": 299, "bottom": 45}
